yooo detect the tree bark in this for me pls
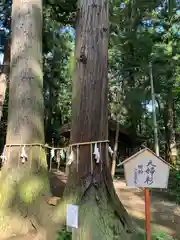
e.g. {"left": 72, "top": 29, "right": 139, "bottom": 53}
{"left": 64, "top": 1, "right": 133, "bottom": 239}
{"left": 168, "top": 94, "right": 177, "bottom": 166}
{"left": 164, "top": 115, "right": 170, "bottom": 162}
{"left": 0, "top": 0, "right": 59, "bottom": 239}
{"left": 163, "top": 92, "right": 177, "bottom": 165}
{"left": 0, "top": 20, "right": 11, "bottom": 121}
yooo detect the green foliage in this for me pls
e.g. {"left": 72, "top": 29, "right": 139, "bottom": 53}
{"left": 168, "top": 169, "right": 180, "bottom": 204}
{"left": 57, "top": 228, "right": 72, "bottom": 240}
{"left": 108, "top": 0, "right": 180, "bottom": 163}
{"left": 43, "top": 4, "right": 74, "bottom": 146}
{"left": 0, "top": 0, "right": 180, "bottom": 166}
{"left": 135, "top": 229, "right": 176, "bottom": 240}
{"left": 56, "top": 228, "right": 176, "bottom": 240}
{"left": 0, "top": 0, "right": 180, "bottom": 160}
{"left": 44, "top": 0, "right": 77, "bottom": 25}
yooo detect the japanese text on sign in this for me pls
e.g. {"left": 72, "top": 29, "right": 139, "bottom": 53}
{"left": 134, "top": 160, "right": 156, "bottom": 186}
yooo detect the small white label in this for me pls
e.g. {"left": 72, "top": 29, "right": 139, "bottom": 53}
{"left": 66, "top": 204, "right": 79, "bottom": 228}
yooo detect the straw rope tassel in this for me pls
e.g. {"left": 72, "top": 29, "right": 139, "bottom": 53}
{"left": 90, "top": 143, "right": 93, "bottom": 174}
{"left": 65, "top": 147, "right": 69, "bottom": 174}
{"left": 76, "top": 145, "right": 79, "bottom": 172}
{"left": 66, "top": 146, "right": 71, "bottom": 175}
{"left": 0, "top": 145, "right": 7, "bottom": 164}
{"left": 99, "top": 142, "right": 102, "bottom": 171}
{"left": 57, "top": 149, "right": 60, "bottom": 171}
{"left": 70, "top": 139, "right": 109, "bottom": 147}
{"left": 1, "top": 141, "right": 108, "bottom": 173}
{"left": 106, "top": 142, "right": 109, "bottom": 168}
{"left": 49, "top": 148, "right": 52, "bottom": 172}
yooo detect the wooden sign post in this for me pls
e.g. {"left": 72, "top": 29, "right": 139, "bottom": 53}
{"left": 144, "top": 188, "right": 151, "bottom": 240}
{"left": 120, "top": 148, "right": 171, "bottom": 240}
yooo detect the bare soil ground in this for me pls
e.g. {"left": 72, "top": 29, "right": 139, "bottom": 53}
{"left": 114, "top": 180, "right": 180, "bottom": 239}
{"left": 49, "top": 170, "right": 180, "bottom": 239}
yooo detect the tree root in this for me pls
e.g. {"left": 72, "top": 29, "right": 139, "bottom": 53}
{"left": 69, "top": 184, "right": 132, "bottom": 240}
{"left": 103, "top": 166, "right": 134, "bottom": 233}
{"left": 0, "top": 167, "right": 61, "bottom": 240}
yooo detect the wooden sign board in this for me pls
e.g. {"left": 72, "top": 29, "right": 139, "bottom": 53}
{"left": 122, "top": 148, "right": 170, "bottom": 188}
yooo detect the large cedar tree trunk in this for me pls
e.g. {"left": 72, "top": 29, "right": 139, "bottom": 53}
{"left": 0, "top": 19, "right": 11, "bottom": 121}
{"left": 64, "top": 1, "right": 133, "bottom": 239}
{"left": 0, "top": 1, "right": 59, "bottom": 239}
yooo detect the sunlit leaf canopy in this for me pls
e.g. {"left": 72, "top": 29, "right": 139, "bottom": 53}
{"left": 0, "top": 0, "right": 180, "bottom": 162}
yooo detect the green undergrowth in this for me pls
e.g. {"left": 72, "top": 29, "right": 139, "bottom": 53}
{"left": 168, "top": 168, "right": 180, "bottom": 204}
{"left": 56, "top": 227, "right": 176, "bottom": 240}
{"left": 134, "top": 228, "right": 176, "bottom": 240}
{"left": 57, "top": 227, "right": 72, "bottom": 240}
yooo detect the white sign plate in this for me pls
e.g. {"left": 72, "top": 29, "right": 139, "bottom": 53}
{"left": 66, "top": 204, "right": 79, "bottom": 228}
{"left": 123, "top": 148, "right": 170, "bottom": 188}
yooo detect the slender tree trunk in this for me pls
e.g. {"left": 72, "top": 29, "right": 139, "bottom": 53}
{"left": 64, "top": 1, "right": 133, "bottom": 239}
{"left": 168, "top": 94, "right": 177, "bottom": 166}
{"left": 163, "top": 92, "right": 177, "bottom": 165}
{"left": 163, "top": 103, "right": 171, "bottom": 163}
{"left": 0, "top": 1, "right": 59, "bottom": 239}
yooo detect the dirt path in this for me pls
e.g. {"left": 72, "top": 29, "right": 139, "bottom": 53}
{"left": 49, "top": 171, "right": 180, "bottom": 239}
{"left": 114, "top": 180, "right": 180, "bottom": 239}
